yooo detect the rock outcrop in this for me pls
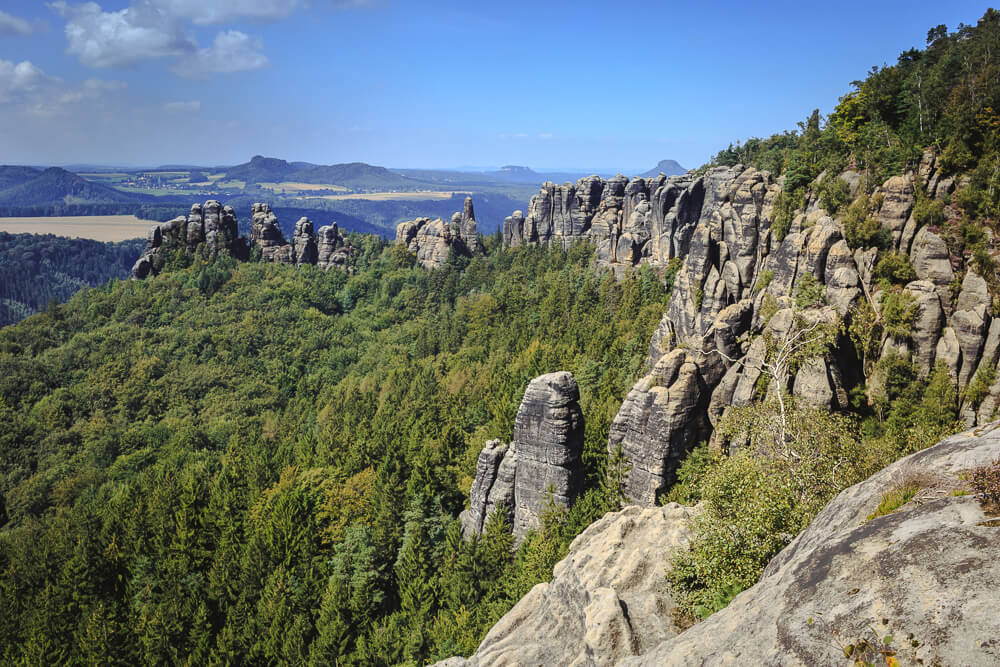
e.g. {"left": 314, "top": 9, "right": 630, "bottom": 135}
{"left": 131, "top": 200, "right": 247, "bottom": 279}
{"left": 443, "top": 424, "right": 1000, "bottom": 667}
{"left": 395, "top": 196, "right": 482, "bottom": 269}
{"left": 131, "top": 200, "right": 353, "bottom": 278}
{"left": 461, "top": 372, "right": 585, "bottom": 540}
{"left": 622, "top": 422, "right": 1000, "bottom": 666}
{"left": 440, "top": 504, "right": 698, "bottom": 667}
{"left": 541, "top": 153, "right": 998, "bottom": 503}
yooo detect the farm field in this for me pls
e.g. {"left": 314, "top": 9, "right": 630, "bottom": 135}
{"left": 309, "top": 190, "right": 469, "bottom": 201}
{"left": 257, "top": 181, "right": 350, "bottom": 193}
{"left": 0, "top": 215, "right": 156, "bottom": 241}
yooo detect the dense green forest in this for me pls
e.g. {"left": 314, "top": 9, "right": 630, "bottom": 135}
{"left": 0, "top": 236, "right": 672, "bottom": 664}
{"left": 3, "top": 9, "right": 1000, "bottom": 665}
{"left": 0, "top": 233, "right": 145, "bottom": 327}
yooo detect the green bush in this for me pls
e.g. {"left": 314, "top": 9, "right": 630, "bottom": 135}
{"left": 873, "top": 252, "right": 917, "bottom": 286}
{"left": 965, "top": 364, "right": 997, "bottom": 408}
{"left": 912, "top": 197, "right": 946, "bottom": 228}
{"left": 841, "top": 195, "right": 890, "bottom": 250}
{"left": 815, "top": 172, "right": 852, "bottom": 214}
{"left": 879, "top": 290, "right": 920, "bottom": 340}
{"left": 866, "top": 479, "right": 921, "bottom": 520}
{"left": 794, "top": 273, "right": 826, "bottom": 309}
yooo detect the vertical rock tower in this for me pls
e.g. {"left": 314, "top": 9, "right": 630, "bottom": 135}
{"left": 461, "top": 371, "right": 585, "bottom": 540}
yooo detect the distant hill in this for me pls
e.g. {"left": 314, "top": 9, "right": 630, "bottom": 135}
{"left": 293, "top": 162, "right": 420, "bottom": 189}
{"left": 639, "top": 159, "right": 686, "bottom": 178}
{"left": 0, "top": 166, "right": 42, "bottom": 191}
{"left": 0, "top": 167, "right": 137, "bottom": 207}
{"left": 224, "top": 156, "right": 299, "bottom": 184}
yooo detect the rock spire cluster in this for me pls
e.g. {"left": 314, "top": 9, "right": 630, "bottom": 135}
{"left": 131, "top": 200, "right": 354, "bottom": 279}
{"left": 395, "top": 196, "right": 483, "bottom": 269}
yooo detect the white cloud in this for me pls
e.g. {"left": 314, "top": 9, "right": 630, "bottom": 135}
{"left": 0, "top": 10, "right": 34, "bottom": 36}
{"left": 0, "top": 58, "right": 125, "bottom": 116}
{"left": 50, "top": 1, "right": 193, "bottom": 68}
{"left": 164, "top": 99, "right": 200, "bottom": 112}
{"left": 148, "top": 0, "right": 309, "bottom": 26}
{"left": 172, "top": 30, "right": 269, "bottom": 78}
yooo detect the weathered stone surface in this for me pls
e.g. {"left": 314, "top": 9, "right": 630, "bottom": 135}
{"left": 953, "top": 269, "right": 991, "bottom": 389}
{"left": 316, "top": 222, "right": 353, "bottom": 271}
{"left": 131, "top": 200, "right": 246, "bottom": 278}
{"left": 936, "top": 326, "right": 962, "bottom": 379}
{"left": 903, "top": 280, "right": 944, "bottom": 375}
{"left": 459, "top": 439, "right": 515, "bottom": 537}
{"left": 625, "top": 423, "right": 1000, "bottom": 666}
{"left": 438, "top": 504, "right": 698, "bottom": 667}
{"left": 250, "top": 202, "right": 294, "bottom": 264}
{"left": 292, "top": 217, "right": 317, "bottom": 266}
{"left": 878, "top": 174, "right": 915, "bottom": 249}
{"left": 608, "top": 350, "right": 710, "bottom": 504}
{"left": 910, "top": 226, "right": 955, "bottom": 309}
{"left": 512, "top": 371, "right": 585, "bottom": 537}
{"left": 461, "top": 373, "right": 585, "bottom": 540}
{"left": 395, "top": 199, "right": 481, "bottom": 270}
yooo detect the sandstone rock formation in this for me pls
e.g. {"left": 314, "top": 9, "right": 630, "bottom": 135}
{"left": 461, "top": 372, "right": 585, "bottom": 540}
{"left": 250, "top": 203, "right": 294, "bottom": 264}
{"left": 547, "top": 153, "right": 999, "bottom": 502}
{"left": 292, "top": 217, "right": 318, "bottom": 266}
{"left": 622, "top": 422, "right": 1000, "bottom": 666}
{"left": 131, "top": 199, "right": 247, "bottom": 278}
{"left": 440, "top": 503, "right": 699, "bottom": 667}
{"left": 131, "top": 201, "right": 353, "bottom": 278}
{"left": 395, "top": 197, "right": 482, "bottom": 270}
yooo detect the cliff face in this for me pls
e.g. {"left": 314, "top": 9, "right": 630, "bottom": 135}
{"left": 500, "top": 156, "right": 995, "bottom": 504}
{"left": 130, "top": 200, "right": 354, "bottom": 278}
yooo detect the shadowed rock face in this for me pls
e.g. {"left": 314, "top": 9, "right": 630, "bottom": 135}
{"left": 621, "top": 422, "right": 1000, "bottom": 667}
{"left": 131, "top": 201, "right": 352, "bottom": 278}
{"left": 395, "top": 197, "right": 482, "bottom": 269}
{"left": 460, "top": 372, "right": 585, "bottom": 540}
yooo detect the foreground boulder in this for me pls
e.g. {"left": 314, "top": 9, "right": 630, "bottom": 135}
{"left": 439, "top": 504, "right": 698, "bottom": 667}
{"left": 460, "top": 371, "right": 585, "bottom": 540}
{"left": 623, "top": 422, "right": 1000, "bottom": 666}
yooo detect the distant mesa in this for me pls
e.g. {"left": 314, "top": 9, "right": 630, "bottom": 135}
{"left": 639, "top": 159, "right": 687, "bottom": 178}
{"left": 130, "top": 200, "right": 355, "bottom": 279}
{"left": 498, "top": 165, "right": 536, "bottom": 174}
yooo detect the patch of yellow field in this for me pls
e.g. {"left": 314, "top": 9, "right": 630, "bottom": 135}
{"left": 257, "top": 182, "right": 350, "bottom": 193}
{"left": 0, "top": 215, "right": 158, "bottom": 242}
{"left": 311, "top": 191, "right": 467, "bottom": 201}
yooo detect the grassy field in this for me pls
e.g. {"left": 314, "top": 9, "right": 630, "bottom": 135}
{"left": 257, "top": 181, "right": 350, "bottom": 193}
{"left": 310, "top": 191, "right": 468, "bottom": 201}
{"left": 0, "top": 215, "right": 157, "bottom": 241}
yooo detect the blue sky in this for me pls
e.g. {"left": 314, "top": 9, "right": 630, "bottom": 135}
{"left": 0, "top": 1, "right": 993, "bottom": 171}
